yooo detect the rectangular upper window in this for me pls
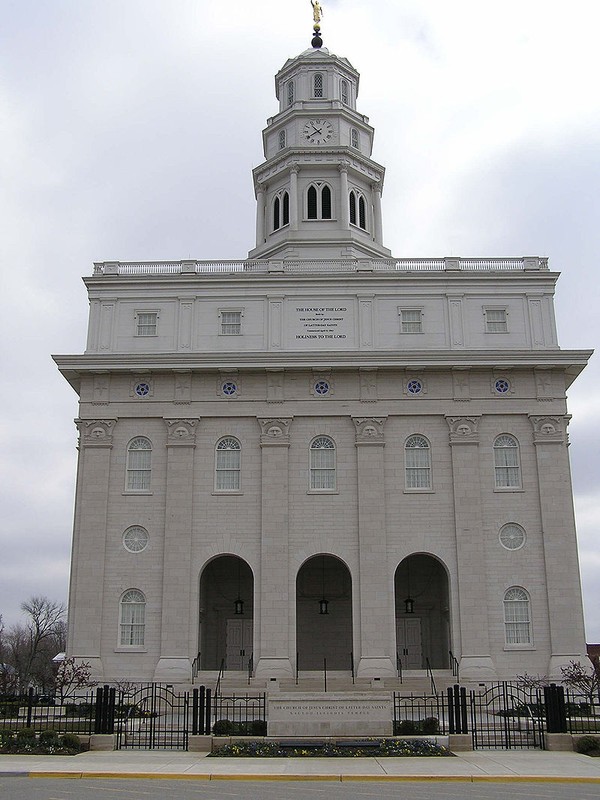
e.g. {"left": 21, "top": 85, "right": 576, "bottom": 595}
{"left": 399, "top": 308, "right": 423, "bottom": 333}
{"left": 219, "top": 309, "right": 243, "bottom": 335}
{"left": 485, "top": 308, "right": 508, "bottom": 333}
{"left": 135, "top": 311, "right": 158, "bottom": 336}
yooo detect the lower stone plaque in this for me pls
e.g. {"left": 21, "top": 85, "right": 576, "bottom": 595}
{"left": 267, "top": 693, "right": 393, "bottom": 736}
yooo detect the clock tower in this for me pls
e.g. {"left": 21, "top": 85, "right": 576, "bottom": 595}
{"left": 248, "top": 34, "right": 392, "bottom": 260}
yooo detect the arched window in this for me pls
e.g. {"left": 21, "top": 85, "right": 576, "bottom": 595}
{"left": 307, "top": 183, "right": 332, "bottom": 220}
{"left": 119, "top": 589, "right": 146, "bottom": 646}
{"left": 494, "top": 434, "right": 521, "bottom": 488}
{"left": 359, "top": 194, "right": 366, "bottom": 229}
{"left": 215, "top": 437, "right": 241, "bottom": 491}
{"left": 310, "top": 436, "right": 336, "bottom": 490}
{"left": 313, "top": 72, "right": 324, "bottom": 98}
{"left": 321, "top": 185, "right": 332, "bottom": 219}
{"left": 126, "top": 437, "right": 152, "bottom": 492}
{"left": 503, "top": 587, "right": 531, "bottom": 645}
{"left": 351, "top": 128, "right": 359, "bottom": 149}
{"left": 279, "top": 129, "right": 286, "bottom": 150}
{"left": 287, "top": 80, "right": 294, "bottom": 107}
{"left": 307, "top": 185, "right": 318, "bottom": 219}
{"left": 341, "top": 79, "right": 349, "bottom": 105}
{"left": 405, "top": 435, "right": 432, "bottom": 489}
{"left": 272, "top": 191, "right": 289, "bottom": 231}
{"left": 349, "top": 189, "right": 367, "bottom": 230}
{"left": 282, "top": 191, "right": 290, "bottom": 225}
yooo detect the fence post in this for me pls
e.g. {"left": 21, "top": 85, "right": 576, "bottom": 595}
{"left": 460, "top": 686, "right": 468, "bottom": 734}
{"left": 544, "top": 683, "right": 567, "bottom": 733}
{"left": 26, "top": 687, "right": 34, "bottom": 728}
{"left": 205, "top": 688, "right": 212, "bottom": 735}
{"left": 448, "top": 687, "right": 456, "bottom": 733}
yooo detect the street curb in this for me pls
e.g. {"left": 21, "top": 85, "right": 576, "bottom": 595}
{"left": 21, "top": 772, "right": 600, "bottom": 783}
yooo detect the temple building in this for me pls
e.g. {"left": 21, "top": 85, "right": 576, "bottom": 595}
{"left": 54, "top": 20, "right": 591, "bottom": 686}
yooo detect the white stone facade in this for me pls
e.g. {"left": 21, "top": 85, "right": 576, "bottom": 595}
{"left": 55, "top": 42, "right": 591, "bottom": 686}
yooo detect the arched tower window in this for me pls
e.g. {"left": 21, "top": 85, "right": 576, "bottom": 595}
{"left": 126, "top": 437, "right": 152, "bottom": 492}
{"left": 279, "top": 129, "right": 286, "bottom": 150}
{"left": 119, "top": 589, "right": 146, "bottom": 646}
{"left": 287, "top": 80, "right": 294, "bottom": 107}
{"left": 351, "top": 128, "right": 359, "bottom": 149}
{"left": 272, "top": 191, "right": 290, "bottom": 231}
{"left": 310, "top": 436, "right": 336, "bottom": 490}
{"left": 282, "top": 191, "right": 290, "bottom": 225}
{"left": 307, "top": 183, "right": 333, "bottom": 220}
{"left": 341, "top": 79, "right": 349, "bottom": 105}
{"left": 349, "top": 190, "right": 367, "bottom": 230}
{"left": 215, "top": 437, "right": 241, "bottom": 491}
{"left": 494, "top": 434, "right": 521, "bottom": 488}
{"left": 405, "top": 435, "right": 432, "bottom": 489}
{"left": 359, "top": 195, "right": 366, "bottom": 229}
{"left": 313, "top": 72, "right": 324, "bottom": 98}
{"left": 503, "top": 587, "right": 531, "bottom": 644}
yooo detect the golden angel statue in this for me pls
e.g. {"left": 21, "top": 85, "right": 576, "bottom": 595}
{"left": 311, "top": 1, "right": 324, "bottom": 26}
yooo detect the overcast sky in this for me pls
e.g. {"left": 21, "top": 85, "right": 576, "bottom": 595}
{"left": 1, "top": 0, "right": 599, "bottom": 643}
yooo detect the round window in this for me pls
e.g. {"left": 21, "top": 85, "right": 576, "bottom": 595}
{"left": 222, "top": 381, "right": 237, "bottom": 396}
{"left": 499, "top": 524, "right": 525, "bottom": 550}
{"left": 407, "top": 379, "right": 423, "bottom": 395}
{"left": 123, "top": 526, "right": 149, "bottom": 553}
{"left": 314, "top": 380, "right": 330, "bottom": 396}
{"left": 134, "top": 382, "right": 150, "bottom": 397}
{"left": 495, "top": 378, "right": 510, "bottom": 394}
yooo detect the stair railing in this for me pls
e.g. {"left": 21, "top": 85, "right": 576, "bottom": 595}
{"left": 247, "top": 653, "right": 253, "bottom": 686}
{"left": 350, "top": 651, "right": 355, "bottom": 685}
{"left": 449, "top": 650, "right": 460, "bottom": 683}
{"left": 396, "top": 653, "right": 403, "bottom": 683}
{"left": 295, "top": 651, "right": 299, "bottom": 685}
{"left": 191, "top": 651, "right": 201, "bottom": 682}
{"left": 425, "top": 656, "right": 437, "bottom": 694}
{"left": 214, "top": 657, "right": 225, "bottom": 696}
{"left": 323, "top": 657, "right": 327, "bottom": 692}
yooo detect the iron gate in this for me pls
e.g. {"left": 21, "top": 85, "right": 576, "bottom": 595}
{"left": 116, "top": 684, "right": 190, "bottom": 750}
{"left": 470, "top": 682, "right": 544, "bottom": 749}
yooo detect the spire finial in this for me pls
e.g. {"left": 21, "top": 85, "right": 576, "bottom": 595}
{"left": 310, "top": 1, "right": 324, "bottom": 48}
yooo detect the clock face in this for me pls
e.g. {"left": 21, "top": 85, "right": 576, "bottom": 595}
{"left": 302, "top": 119, "right": 333, "bottom": 145}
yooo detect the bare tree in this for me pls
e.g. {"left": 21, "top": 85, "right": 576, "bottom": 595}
{"left": 6, "top": 597, "right": 66, "bottom": 693}
{"left": 560, "top": 659, "right": 600, "bottom": 706}
{"left": 54, "top": 657, "right": 96, "bottom": 702}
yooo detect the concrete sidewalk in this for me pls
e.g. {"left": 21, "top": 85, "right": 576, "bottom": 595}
{"left": 2, "top": 750, "right": 600, "bottom": 782}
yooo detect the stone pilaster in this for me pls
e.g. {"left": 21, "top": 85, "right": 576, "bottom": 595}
{"left": 153, "top": 418, "right": 199, "bottom": 682}
{"left": 255, "top": 418, "right": 294, "bottom": 677}
{"left": 529, "top": 415, "right": 587, "bottom": 677}
{"left": 446, "top": 416, "right": 497, "bottom": 680}
{"left": 68, "top": 419, "right": 117, "bottom": 678}
{"left": 353, "top": 417, "right": 395, "bottom": 677}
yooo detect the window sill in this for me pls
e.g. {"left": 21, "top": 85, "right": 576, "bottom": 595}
{"left": 403, "top": 489, "right": 435, "bottom": 494}
{"left": 504, "top": 645, "right": 535, "bottom": 651}
{"left": 122, "top": 491, "right": 153, "bottom": 496}
{"left": 212, "top": 491, "right": 244, "bottom": 496}
{"left": 114, "top": 647, "right": 147, "bottom": 653}
{"left": 494, "top": 488, "right": 525, "bottom": 493}
{"left": 307, "top": 489, "right": 339, "bottom": 495}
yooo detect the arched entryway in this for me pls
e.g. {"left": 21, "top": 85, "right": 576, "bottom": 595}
{"left": 296, "top": 554, "right": 353, "bottom": 671}
{"left": 198, "top": 555, "right": 253, "bottom": 671}
{"left": 394, "top": 554, "right": 450, "bottom": 670}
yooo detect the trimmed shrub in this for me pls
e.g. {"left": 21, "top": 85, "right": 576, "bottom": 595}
{"left": 39, "top": 729, "right": 60, "bottom": 747}
{"left": 213, "top": 719, "right": 234, "bottom": 735}
{"left": 16, "top": 727, "right": 37, "bottom": 744}
{"left": 394, "top": 718, "right": 439, "bottom": 735}
{"left": 61, "top": 733, "right": 82, "bottom": 752}
{"left": 575, "top": 735, "right": 600, "bottom": 756}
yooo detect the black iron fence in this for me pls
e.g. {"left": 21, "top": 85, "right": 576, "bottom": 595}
{"left": 0, "top": 688, "right": 96, "bottom": 736}
{"left": 212, "top": 692, "right": 267, "bottom": 736}
{"left": 564, "top": 687, "right": 600, "bottom": 735}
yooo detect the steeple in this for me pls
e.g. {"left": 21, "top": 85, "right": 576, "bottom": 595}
{"left": 248, "top": 22, "right": 391, "bottom": 261}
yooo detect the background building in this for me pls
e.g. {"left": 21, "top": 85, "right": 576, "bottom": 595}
{"left": 55, "top": 31, "right": 591, "bottom": 685}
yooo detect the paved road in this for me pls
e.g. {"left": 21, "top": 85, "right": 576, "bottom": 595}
{"left": 1, "top": 779, "right": 599, "bottom": 800}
